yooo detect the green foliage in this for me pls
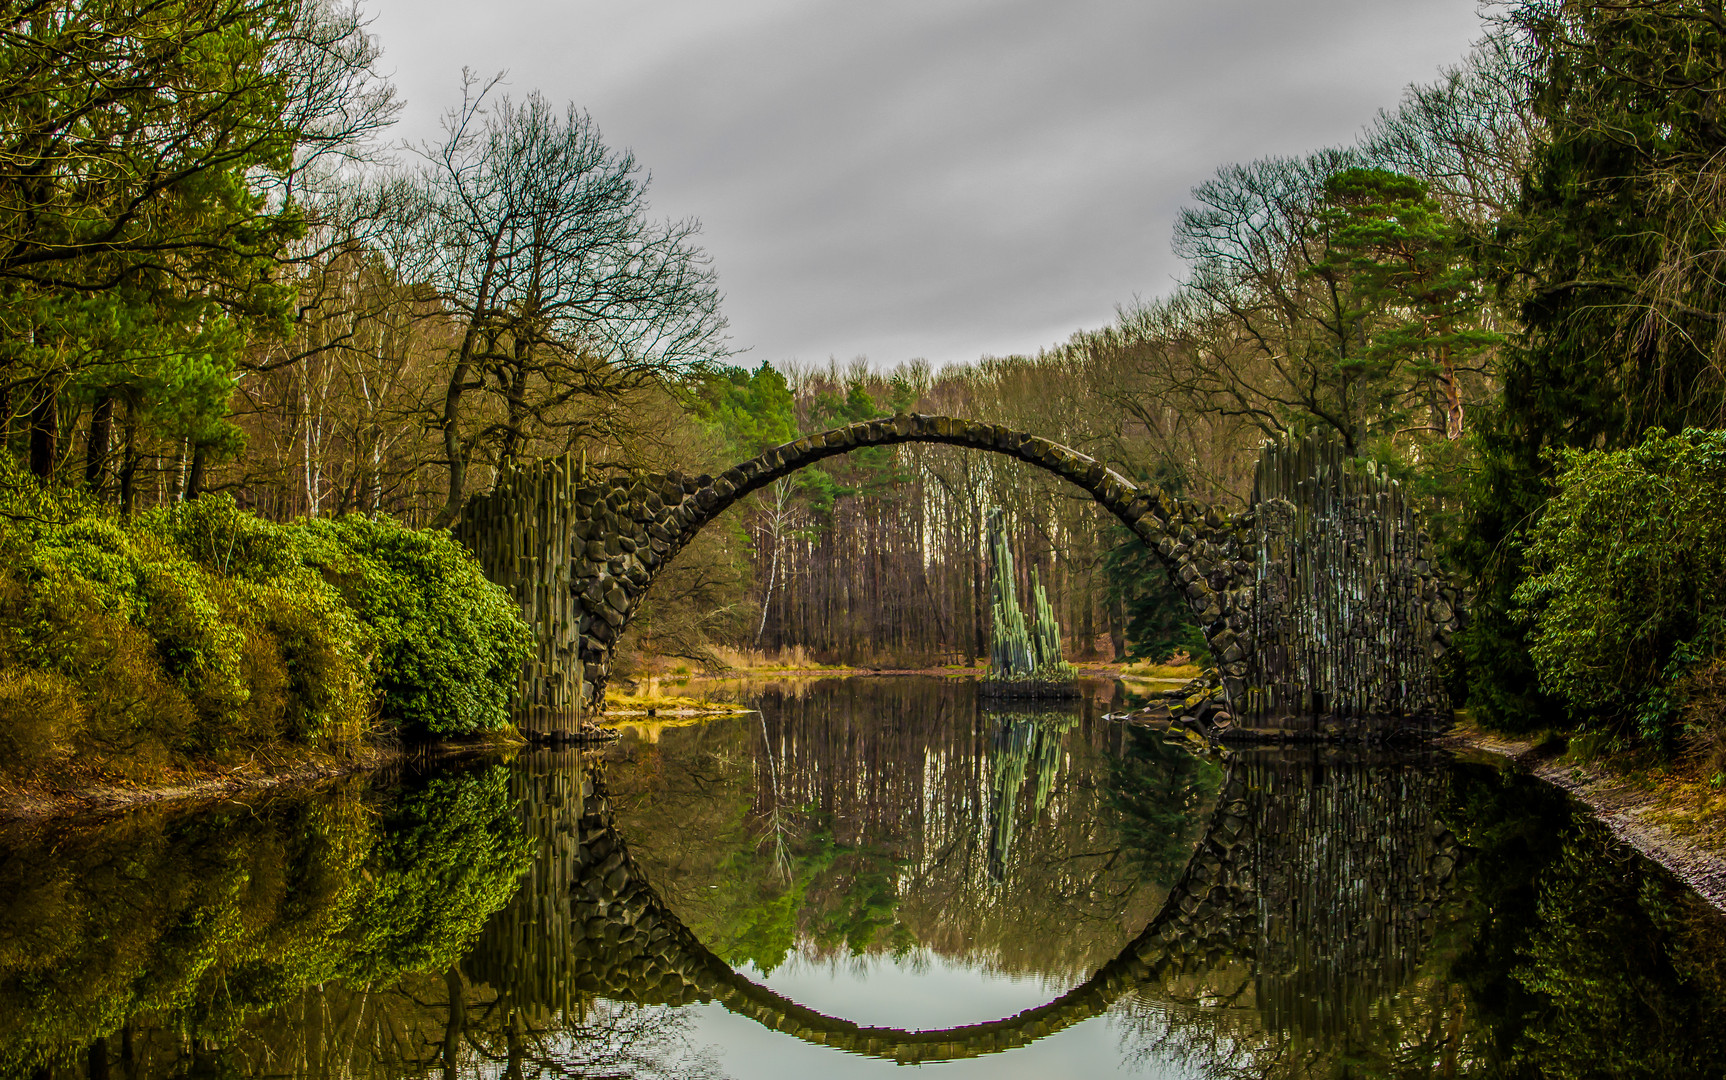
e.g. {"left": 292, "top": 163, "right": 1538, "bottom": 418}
{"left": 1509, "top": 838, "right": 1726, "bottom": 1079}
{"left": 1514, "top": 429, "right": 1726, "bottom": 746}
{"left": 1315, "top": 170, "right": 1501, "bottom": 404}
{"left": 0, "top": 477, "right": 530, "bottom": 778}
{"left": 340, "top": 768, "right": 534, "bottom": 978}
{"left": 1102, "top": 525, "right": 1206, "bottom": 662}
{"left": 1105, "top": 726, "right": 1224, "bottom": 887}
{"left": 694, "top": 363, "right": 798, "bottom": 456}
{"left": 0, "top": 0, "right": 390, "bottom": 475}
{"left": 1439, "top": 760, "right": 1726, "bottom": 1079}
{"left": 0, "top": 769, "right": 529, "bottom": 1076}
{"left": 287, "top": 515, "right": 531, "bottom": 738}
{"left": 803, "top": 843, "right": 912, "bottom": 959}
{"left": 0, "top": 505, "right": 369, "bottom": 770}
{"left": 809, "top": 375, "right": 907, "bottom": 500}
{"left": 1462, "top": 1, "right": 1726, "bottom": 732}
{"left": 1303, "top": 168, "right": 1495, "bottom": 442}
{"left": 694, "top": 361, "right": 838, "bottom": 518}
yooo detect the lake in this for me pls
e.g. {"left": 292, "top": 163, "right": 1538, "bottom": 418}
{"left": 5, "top": 675, "right": 1726, "bottom": 1079}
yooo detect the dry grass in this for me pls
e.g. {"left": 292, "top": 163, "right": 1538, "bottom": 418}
{"left": 705, "top": 644, "right": 852, "bottom": 673}
{"left": 1120, "top": 659, "right": 1206, "bottom": 681}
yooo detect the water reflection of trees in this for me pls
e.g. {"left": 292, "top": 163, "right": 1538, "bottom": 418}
{"left": 985, "top": 710, "right": 1076, "bottom": 881}
{"left": 603, "top": 676, "right": 1219, "bottom": 985}
{"left": 1108, "top": 752, "right": 1726, "bottom": 1080}
{"left": 1107, "top": 724, "right": 1225, "bottom": 887}
{"left": 12, "top": 683, "right": 1726, "bottom": 1078}
{"left": 1109, "top": 749, "right": 1468, "bottom": 1079}
{"left": 0, "top": 763, "right": 723, "bottom": 1080}
{"left": 160, "top": 971, "right": 721, "bottom": 1080}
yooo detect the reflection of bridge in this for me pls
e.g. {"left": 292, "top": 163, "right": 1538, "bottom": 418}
{"left": 463, "top": 748, "right": 1461, "bottom": 1065}
{"left": 455, "top": 419, "right": 1461, "bottom": 733}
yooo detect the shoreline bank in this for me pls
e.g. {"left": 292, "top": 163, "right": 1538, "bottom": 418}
{"left": 1438, "top": 729, "right": 1726, "bottom": 913}
{"left": 0, "top": 736, "right": 519, "bottom": 825}
{"left": 11, "top": 707, "right": 1725, "bottom": 921}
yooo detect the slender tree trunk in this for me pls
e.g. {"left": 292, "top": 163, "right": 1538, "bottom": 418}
{"left": 1440, "top": 348, "right": 1464, "bottom": 440}
{"left": 972, "top": 514, "right": 986, "bottom": 663}
{"left": 434, "top": 364, "right": 470, "bottom": 528}
{"left": 504, "top": 1011, "right": 525, "bottom": 1080}
{"left": 185, "top": 443, "right": 208, "bottom": 500}
{"left": 756, "top": 523, "right": 780, "bottom": 646}
{"left": 1080, "top": 571, "right": 1096, "bottom": 658}
{"left": 171, "top": 438, "right": 188, "bottom": 501}
{"left": 441, "top": 967, "right": 465, "bottom": 1080}
{"left": 85, "top": 394, "right": 113, "bottom": 492}
{"left": 27, "top": 378, "right": 56, "bottom": 479}
{"left": 500, "top": 362, "right": 529, "bottom": 467}
{"left": 118, "top": 405, "right": 139, "bottom": 517}
{"left": 435, "top": 232, "right": 503, "bottom": 529}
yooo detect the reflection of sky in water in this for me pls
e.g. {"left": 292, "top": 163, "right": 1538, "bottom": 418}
{"left": 683, "top": 948, "right": 1182, "bottom": 1078}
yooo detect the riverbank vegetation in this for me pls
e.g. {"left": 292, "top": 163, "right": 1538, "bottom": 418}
{"left": 0, "top": 477, "right": 528, "bottom": 790}
{"left": 4, "top": 0, "right": 1726, "bottom": 792}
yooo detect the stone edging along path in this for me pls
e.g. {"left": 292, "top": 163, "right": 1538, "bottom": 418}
{"left": 1437, "top": 730, "right": 1726, "bottom": 913}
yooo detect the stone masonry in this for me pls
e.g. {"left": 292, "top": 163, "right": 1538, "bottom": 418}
{"left": 455, "top": 415, "right": 1460, "bottom": 736}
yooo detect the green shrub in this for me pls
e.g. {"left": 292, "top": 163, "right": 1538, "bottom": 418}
{"left": 160, "top": 498, "right": 529, "bottom": 740}
{"left": 0, "top": 480, "right": 530, "bottom": 780}
{"left": 340, "top": 767, "right": 532, "bottom": 978}
{"left": 1515, "top": 428, "right": 1726, "bottom": 746}
{"left": 0, "top": 668, "right": 86, "bottom": 770}
{"left": 155, "top": 497, "right": 374, "bottom": 745}
{"left": 287, "top": 515, "right": 530, "bottom": 738}
{"left": 1, "top": 523, "right": 205, "bottom": 771}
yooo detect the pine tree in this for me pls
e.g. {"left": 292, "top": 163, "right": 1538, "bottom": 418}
{"left": 1462, "top": 0, "right": 1726, "bottom": 729}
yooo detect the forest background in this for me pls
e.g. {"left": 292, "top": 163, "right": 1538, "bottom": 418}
{"left": 5, "top": 0, "right": 1726, "bottom": 776}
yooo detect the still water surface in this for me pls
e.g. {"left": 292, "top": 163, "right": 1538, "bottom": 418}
{"left": 5, "top": 676, "right": 1726, "bottom": 1079}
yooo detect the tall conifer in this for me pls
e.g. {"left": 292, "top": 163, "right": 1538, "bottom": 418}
{"left": 1463, "top": 0, "right": 1726, "bottom": 727}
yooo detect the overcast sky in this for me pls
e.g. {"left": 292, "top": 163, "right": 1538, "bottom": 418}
{"left": 363, "top": 1, "right": 1488, "bottom": 371}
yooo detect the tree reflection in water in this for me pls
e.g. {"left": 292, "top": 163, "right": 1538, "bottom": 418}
{"left": 0, "top": 764, "right": 722, "bottom": 1080}
{"left": 1107, "top": 724, "right": 1226, "bottom": 888}
{"left": 1109, "top": 750, "right": 1726, "bottom": 1080}
{"left": 8, "top": 677, "right": 1726, "bottom": 1078}
{"left": 605, "top": 675, "right": 1188, "bottom": 982}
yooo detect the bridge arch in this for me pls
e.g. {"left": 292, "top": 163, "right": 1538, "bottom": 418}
{"left": 456, "top": 413, "right": 1257, "bottom": 716}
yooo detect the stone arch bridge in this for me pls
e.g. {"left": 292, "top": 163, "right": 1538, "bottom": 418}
{"left": 463, "top": 749, "right": 1462, "bottom": 1065}
{"left": 455, "top": 415, "right": 1462, "bottom": 735}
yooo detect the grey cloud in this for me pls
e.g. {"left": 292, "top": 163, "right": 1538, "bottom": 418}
{"left": 367, "top": 0, "right": 1485, "bottom": 368}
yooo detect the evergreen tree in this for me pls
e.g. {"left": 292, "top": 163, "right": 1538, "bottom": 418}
{"left": 1312, "top": 167, "right": 1501, "bottom": 444}
{"left": 0, "top": 0, "right": 393, "bottom": 487}
{"left": 1462, "top": 0, "right": 1726, "bottom": 729}
{"left": 1102, "top": 526, "right": 1205, "bottom": 662}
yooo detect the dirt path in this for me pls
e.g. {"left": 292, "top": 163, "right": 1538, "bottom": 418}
{"left": 1439, "top": 731, "right": 1726, "bottom": 912}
